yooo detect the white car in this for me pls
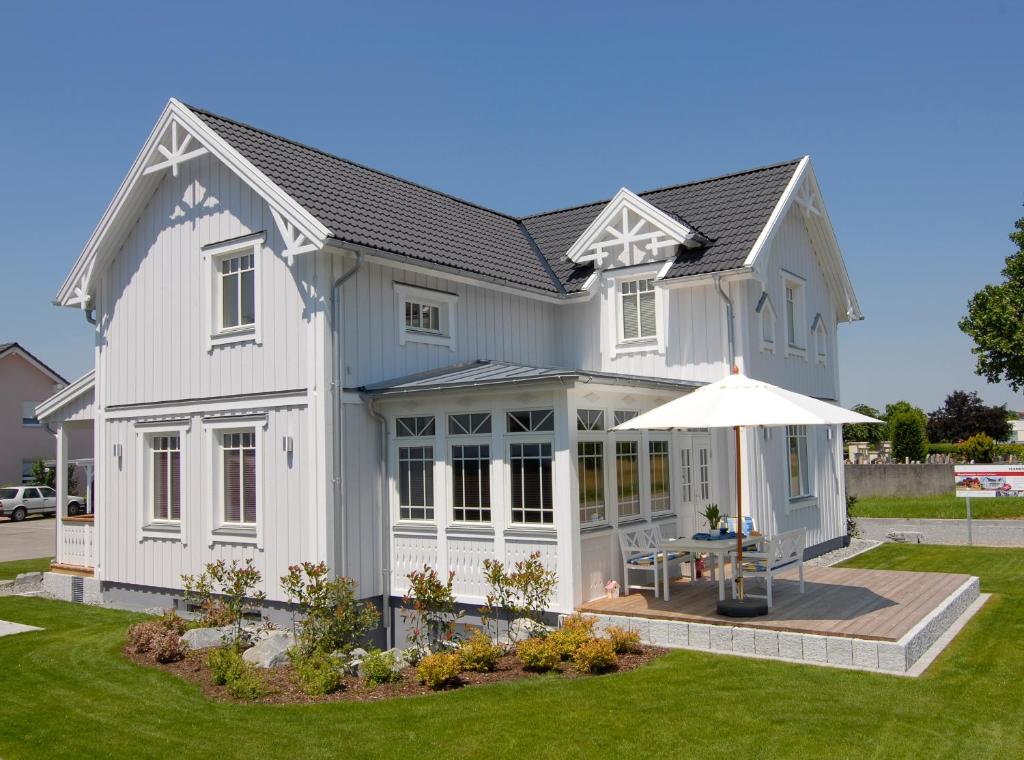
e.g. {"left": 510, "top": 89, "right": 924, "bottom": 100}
{"left": 0, "top": 486, "right": 58, "bottom": 521}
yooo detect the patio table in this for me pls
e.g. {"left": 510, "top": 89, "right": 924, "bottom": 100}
{"left": 660, "top": 534, "right": 765, "bottom": 602}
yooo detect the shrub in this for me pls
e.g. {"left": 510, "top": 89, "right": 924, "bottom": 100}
{"left": 150, "top": 627, "right": 186, "bottom": 663}
{"left": 846, "top": 494, "right": 860, "bottom": 539}
{"left": 361, "top": 649, "right": 401, "bottom": 686}
{"left": 225, "top": 666, "right": 267, "bottom": 700}
{"left": 604, "top": 626, "right": 642, "bottom": 655}
{"left": 960, "top": 433, "right": 997, "bottom": 464}
{"left": 207, "top": 646, "right": 247, "bottom": 686}
{"left": 291, "top": 650, "right": 343, "bottom": 696}
{"left": 479, "top": 551, "right": 557, "bottom": 644}
{"left": 572, "top": 638, "right": 618, "bottom": 674}
{"left": 548, "top": 613, "right": 597, "bottom": 660}
{"left": 516, "top": 637, "right": 560, "bottom": 672}
{"left": 126, "top": 621, "right": 163, "bottom": 654}
{"left": 416, "top": 652, "right": 462, "bottom": 690}
{"left": 890, "top": 411, "right": 928, "bottom": 462}
{"left": 280, "top": 562, "right": 380, "bottom": 657}
{"left": 402, "top": 565, "right": 463, "bottom": 653}
{"left": 458, "top": 629, "right": 502, "bottom": 673}
{"left": 182, "top": 559, "right": 267, "bottom": 640}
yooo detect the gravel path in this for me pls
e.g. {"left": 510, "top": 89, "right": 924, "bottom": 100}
{"left": 858, "top": 518, "right": 1024, "bottom": 547}
{"left": 805, "top": 538, "right": 881, "bottom": 566}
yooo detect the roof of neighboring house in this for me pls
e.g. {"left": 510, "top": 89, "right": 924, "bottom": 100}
{"left": 189, "top": 105, "right": 801, "bottom": 296}
{"left": 359, "top": 360, "right": 702, "bottom": 397}
{"left": 0, "top": 342, "right": 68, "bottom": 385}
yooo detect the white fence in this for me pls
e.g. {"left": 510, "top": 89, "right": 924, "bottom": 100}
{"left": 60, "top": 518, "right": 95, "bottom": 569}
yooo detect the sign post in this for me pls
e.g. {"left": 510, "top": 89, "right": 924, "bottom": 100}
{"left": 954, "top": 464, "right": 1024, "bottom": 546}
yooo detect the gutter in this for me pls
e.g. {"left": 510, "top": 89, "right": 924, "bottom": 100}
{"left": 330, "top": 252, "right": 362, "bottom": 586}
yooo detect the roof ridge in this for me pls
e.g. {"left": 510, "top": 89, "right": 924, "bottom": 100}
{"left": 183, "top": 102, "right": 522, "bottom": 222}
{"left": 518, "top": 157, "right": 805, "bottom": 221}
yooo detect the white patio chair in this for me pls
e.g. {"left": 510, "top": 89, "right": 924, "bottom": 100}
{"left": 618, "top": 525, "right": 693, "bottom": 599}
{"left": 729, "top": 527, "right": 806, "bottom": 608}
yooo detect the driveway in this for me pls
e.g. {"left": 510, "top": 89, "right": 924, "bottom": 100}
{"left": 859, "top": 517, "right": 1024, "bottom": 547}
{"left": 0, "top": 517, "right": 56, "bottom": 562}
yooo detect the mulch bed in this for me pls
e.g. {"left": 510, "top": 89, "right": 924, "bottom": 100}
{"left": 124, "top": 645, "right": 668, "bottom": 704}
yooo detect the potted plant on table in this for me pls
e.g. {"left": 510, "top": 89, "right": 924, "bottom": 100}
{"left": 699, "top": 504, "right": 723, "bottom": 535}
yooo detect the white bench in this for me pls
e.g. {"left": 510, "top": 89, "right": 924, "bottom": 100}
{"left": 730, "top": 527, "right": 806, "bottom": 608}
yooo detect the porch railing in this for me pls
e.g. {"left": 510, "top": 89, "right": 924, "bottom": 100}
{"left": 59, "top": 516, "right": 95, "bottom": 569}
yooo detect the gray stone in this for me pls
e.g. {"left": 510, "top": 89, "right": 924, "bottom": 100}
{"left": 647, "top": 620, "right": 670, "bottom": 647}
{"left": 754, "top": 629, "right": 779, "bottom": 657}
{"left": 242, "top": 630, "right": 296, "bottom": 668}
{"left": 887, "top": 531, "right": 923, "bottom": 544}
{"left": 877, "top": 642, "right": 907, "bottom": 672}
{"left": 802, "top": 635, "right": 827, "bottom": 662}
{"left": 14, "top": 572, "right": 43, "bottom": 584}
{"left": 826, "top": 637, "right": 853, "bottom": 666}
{"left": 778, "top": 632, "right": 804, "bottom": 660}
{"left": 509, "top": 617, "right": 548, "bottom": 640}
{"left": 667, "top": 621, "right": 689, "bottom": 648}
{"left": 732, "top": 627, "right": 756, "bottom": 654}
{"left": 182, "top": 626, "right": 233, "bottom": 650}
{"left": 852, "top": 639, "right": 879, "bottom": 670}
{"left": 688, "top": 623, "right": 711, "bottom": 650}
{"left": 709, "top": 625, "right": 733, "bottom": 652}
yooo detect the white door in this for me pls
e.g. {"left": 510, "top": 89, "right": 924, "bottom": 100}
{"left": 678, "top": 433, "right": 714, "bottom": 534}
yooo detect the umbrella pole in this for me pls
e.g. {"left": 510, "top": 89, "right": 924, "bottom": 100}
{"left": 735, "top": 425, "right": 744, "bottom": 600}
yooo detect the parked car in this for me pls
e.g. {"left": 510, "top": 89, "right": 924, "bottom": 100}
{"left": 0, "top": 486, "right": 58, "bottom": 521}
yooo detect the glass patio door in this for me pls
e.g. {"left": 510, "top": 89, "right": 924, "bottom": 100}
{"left": 679, "top": 432, "right": 714, "bottom": 533}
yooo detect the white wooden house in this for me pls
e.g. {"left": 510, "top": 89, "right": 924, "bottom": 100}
{"left": 37, "top": 99, "right": 862, "bottom": 634}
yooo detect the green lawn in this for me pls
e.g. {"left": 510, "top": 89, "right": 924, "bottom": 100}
{"left": 0, "top": 556, "right": 52, "bottom": 580}
{"left": 855, "top": 493, "right": 1024, "bottom": 519}
{"left": 1, "top": 547, "right": 1023, "bottom": 759}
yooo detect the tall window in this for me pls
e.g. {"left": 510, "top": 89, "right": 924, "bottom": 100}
{"left": 509, "top": 442, "right": 553, "bottom": 524}
{"left": 222, "top": 431, "right": 256, "bottom": 524}
{"left": 577, "top": 441, "right": 605, "bottom": 524}
{"left": 220, "top": 253, "right": 255, "bottom": 331}
{"left": 649, "top": 440, "right": 671, "bottom": 513}
{"left": 451, "top": 444, "right": 490, "bottom": 522}
{"left": 405, "top": 301, "right": 440, "bottom": 333}
{"left": 784, "top": 276, "right": 806, "bottom": 352}
{"left": 398, "top": 446, "right": 434, "bottom": 520}
{"left": 680, "top": 448, "right": 693, "bottom": 503}
{"left": 787, "top": 425, "right": 812, "bottom": 499}
{"left": 619, "top": 278, "right": 657, "bottom": 341}
{"left": 152, "top": 435, "right": 181, "bottom": 521}
{"left": 697, "top": 447, "right": 711, "bottom": 501}
{"left": 616, "top": 440, "right": 640, "bottom": 518}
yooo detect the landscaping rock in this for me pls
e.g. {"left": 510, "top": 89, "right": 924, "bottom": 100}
{"left": 509, "top": 617, "right": 548, "bottom": 641}
{"left": 242, "top": 630, "right": 295, "bottom": 668}
{"left": 182, "top": 626, "right": 233, "bottom": 650}
{"left": 887, "top": 531, "right": 923, "bottom": 544}
{"left": 14, "top": 572, "right": 43, "bottom": 584}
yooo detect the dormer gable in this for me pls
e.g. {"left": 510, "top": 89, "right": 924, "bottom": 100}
{"left": 564, "top": 188, "right": 709, "bottom": 271}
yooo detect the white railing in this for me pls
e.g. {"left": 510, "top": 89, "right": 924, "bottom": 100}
{"left": 60, "top": 517, "right": 95, "bottom": 569}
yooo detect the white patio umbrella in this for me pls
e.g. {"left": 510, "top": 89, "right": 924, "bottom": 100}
{"left": 612, "top": 370, "right": 881, "bottom": 604}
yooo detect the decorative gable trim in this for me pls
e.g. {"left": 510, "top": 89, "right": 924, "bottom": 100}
{"left": 564, "top": 188, "right": 707, "bottom": 268}
{"left": 56, "top": 98, "right": 330, "bottom": 309}
{"left": 742, "top": 156, "right": 862, "bottom": 323}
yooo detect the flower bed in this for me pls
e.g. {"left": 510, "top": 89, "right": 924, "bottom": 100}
{"left": 123, "top": 642, "right": 667, "bottom": 704}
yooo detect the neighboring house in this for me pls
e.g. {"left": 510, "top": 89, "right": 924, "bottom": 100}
{"left": 37, "top": 99, "right": 861, "bottom": 633}
{"left": 0, "top": 342, "right": 90, "bottom": 489}
{"left": 1009, "top": 413, "right": 1024, "bottom": 444}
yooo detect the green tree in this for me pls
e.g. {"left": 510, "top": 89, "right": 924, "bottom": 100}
{"left": 882, "top": 401, "right": 927, "bottom": 441}
{"left": 890, "top": 411, "right": 928, "bottom": 462}
{"left": 842, "top": 404, "right": 884, "bottom": 445}
{"left": 927, "top": 390, "right": 1012, "bottom": 442}
{"left": 29, "top": 458, "right": 77, "bottom": 492}
{"left": 959, "top": 214, "right": 1024, "bottom": 391}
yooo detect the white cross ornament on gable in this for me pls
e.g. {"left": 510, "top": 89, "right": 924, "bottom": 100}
{"left": 587, "top": 206, "right": 686, "bottom": 260}
{"left": 142, "top": 120, "right": 209, "bottom": 178}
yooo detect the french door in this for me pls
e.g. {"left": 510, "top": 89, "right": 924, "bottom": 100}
{"left": 678, "top": 432, "right": 714, "bottom": 533}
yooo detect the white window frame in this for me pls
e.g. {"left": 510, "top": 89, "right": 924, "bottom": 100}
{"left": 204, "top": 416, "right": 266, "bottom": 547}
{"left": 507, "top": 438, "right": 555, "bottom": 527}
{"left": 782, "top": 271, "right": 807, "bottom": 358}
{"left": 615, "top": 438, "right": 642, "bottom": 521}
{"left": 136, "top": 420, "right": 190, "bottom": 542}
{"left": 757, "top": 292, "right": 777, "bottom": 354}
{"left": 395, "top": 283, "right": 458, "bottom": 351}
{"left": 812, "top": 314, "right": 829, "bottom": 366}
{"left": 447, "top": 412, "right": 493, "bottom": 524}
{"left": 648, "top": 438, "right": 672, "bottom": 515}
{"left": 785, "top": 424, "right": 816, "bottom": 506}
{"left": 202, "top": 233, "right": 264, "bottom": 350}
{"left": 394, "top": 414, "right": 437, "bottom": 524}
{"left": 576, "top": 435, "right": 607, "bottom": 527}
{"left": 606, "top": 269, "right": 666, "bottom": 357}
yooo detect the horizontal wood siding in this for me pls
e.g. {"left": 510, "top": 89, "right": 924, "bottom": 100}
{"left": 97, "top": 154, "right": 311, "bottom": 408}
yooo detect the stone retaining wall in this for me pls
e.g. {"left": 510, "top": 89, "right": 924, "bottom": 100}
{"left": 845, "top": 463, "right": 955, "bottom": 498}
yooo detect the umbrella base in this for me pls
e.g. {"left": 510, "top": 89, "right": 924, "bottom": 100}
{"left": 717, "top": 597, "right": 769, "bottom": 617}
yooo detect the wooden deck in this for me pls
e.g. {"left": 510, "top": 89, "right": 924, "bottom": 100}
{"left": 578, "top": 565, "right": 972, "bottom": 642}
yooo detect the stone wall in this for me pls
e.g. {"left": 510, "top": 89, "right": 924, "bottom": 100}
{"left": 845, "top": 464, "right": 955, "bottom": 498}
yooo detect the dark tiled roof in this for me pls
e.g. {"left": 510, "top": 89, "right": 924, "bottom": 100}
{"left": 359, "top": 360, "right": 701, "bottom": 396}
{"left": 190, "top": 105, "right": 799, "bottom": 296}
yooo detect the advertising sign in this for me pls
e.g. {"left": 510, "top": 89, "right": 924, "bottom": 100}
{"left": 954, "top": 464, "right": 1024, "bottom": 498}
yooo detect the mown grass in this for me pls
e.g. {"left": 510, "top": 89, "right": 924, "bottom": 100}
{"left": 1, "top": 547, "right": 1023, "bottom": 759}
{"left": 0, "top": 556, "right": 52, "bottom": 580}
{"left": 855, "top": 493, "right": 1024, "bottom": 519}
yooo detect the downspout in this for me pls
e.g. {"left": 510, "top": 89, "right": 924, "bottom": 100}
{"left": 713, "top": 273, "right": 736, "bottom": 370}
{"left": 84, "top": 308, "right": 97, "bottom": 325}
{"left": 365, "top": 396, "right": 392, "bottom": 649}
{"left": 330, "top": 252, "right": 362, "bottom": 576}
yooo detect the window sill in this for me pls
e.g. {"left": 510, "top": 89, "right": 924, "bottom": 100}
{"left": 445, "top": 523, "right": 495, "bottom": 537}
{"left": 211, "top": 525, "right": 258, "bottom": 544}
{"left": 613, "top": 339, "right": 663, "bottom": 356}
{"left": 141, "top": 522, "right": 181, "bottom": 539}
{"left": 400, "top": 329, "right": 455, "bottom": 351}
{"left": 650, "top": 510, "right": 676, "bottom": 520}
{"left": 504, "top": 525, "right": 557, "bottom": 540}
{"left": 617, "top": 515, "right": 646, "bottom": 527}
{"left": 786, "top": 496, "right": 818, "bottom": 513}
{"left": 210, "top": 327, "right": 257, "bottom": 349}
{"left": 393, "top": 521, "right": 438, "bottom": 535}
{"left": 785, "top": 344, "right": 807, "bottom": 359}
{"left": 580, "top": 521, "right": 613, "bottom": 536}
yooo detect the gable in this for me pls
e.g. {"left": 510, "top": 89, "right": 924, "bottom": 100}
{"left": 0, "top": 343, "right": 67, "bottom": 385}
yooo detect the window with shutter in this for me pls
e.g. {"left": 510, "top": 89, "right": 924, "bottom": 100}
{"left": 151, "top": 434, "right": 181, "bottom": 521}
{"left": 221, "top": 431, "right": 256, "bottom": 525}
{"left": 619, "top": 278, "right": 658, "bottom": 343}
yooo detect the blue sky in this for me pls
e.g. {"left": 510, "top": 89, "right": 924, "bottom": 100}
{"left": 1, "top": 1, "right": 1021, "bottom": 412}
